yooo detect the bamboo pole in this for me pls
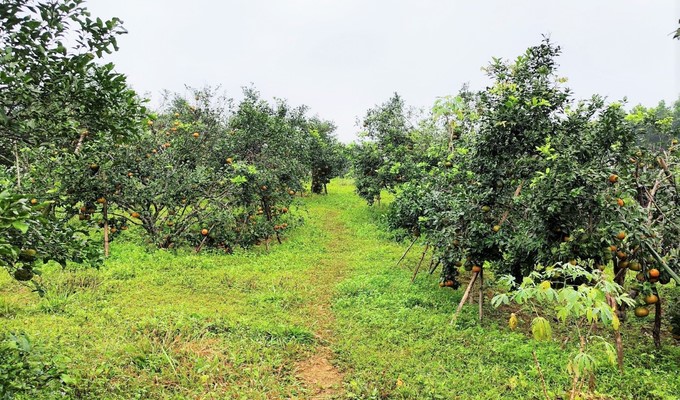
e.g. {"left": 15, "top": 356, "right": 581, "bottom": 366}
{"left": 451, "top": 272, "right": 479, "bottom": 324}
{"left": 411, "top": 244, "right": 429, "bottom": 283}
{"left": 103, "top": 202, "right": 109, "bottom": 257}
{"left": 478, "top": 269, "right": 484, "bottom": 322}
{"left": 396, "top": 237, "right": 418, "bottom": 268}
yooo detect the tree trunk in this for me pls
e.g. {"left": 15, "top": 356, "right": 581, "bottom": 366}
{"left": 653, "top": 300, "right": 662, "bottom": 348}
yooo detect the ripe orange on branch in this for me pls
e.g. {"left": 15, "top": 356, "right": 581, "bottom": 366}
{"left": 634, "top": 307, "right": 649, "bottom": 318}
{"left": 644, "top": 294, "right": 659, "bottom": 304}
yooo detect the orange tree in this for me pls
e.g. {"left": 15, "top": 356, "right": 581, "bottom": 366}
{"left": 0, "top": 0, "right": 144, "bottom": 284}
{"left": 351, "top": 94, "right": 426, "bottom": 205}
{"left": 308, "top": 119, "right": 347, "bottom": 194}
{"left": 377, "top": 39, "right": 680, "bottom": 338}
{"left": 51, "top": 87, "right": 330, "bottom": 252}
{"left": 0, "top": 177, "right": 101, "bottom": 295}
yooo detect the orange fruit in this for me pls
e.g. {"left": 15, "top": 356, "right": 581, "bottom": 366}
{"left": 201, "top": 228, "right": 209, "bottom": 236}
{"left": 131, "top": 212, "right": 141, "bottom": 218}
{"left": 472, "top": 265, "right": 482, "bottom": 273}
{"left": 617, "top": 198, "right": 625, "bottom": 207}
{"left": 644, "top": 294, "right": 659, "bottom": 304}
{"left": 609, "top": 245, "right": 617, "bottom": 252}
{"left": 616, "top": 231, "right": 626, "bottom": 240}
{"left": 30, "top": 198, "right": 38, "bottom": 205}
{"left": 609, "top": 174, "right": 619, "bottom": 183}
{"left": 634, "top": 307, "right": 649, "bottom": 317}
{"left": 193, "top": 132, "right": 200, "bottom": 138}
{"left": 648, "top": 268, "right": 660, "bottom": 278}
{"left": 226, "top": 157, "right": 233, "bottom": 164}
{"left": 281, "top": 207, "right": 288, "bottom": 214}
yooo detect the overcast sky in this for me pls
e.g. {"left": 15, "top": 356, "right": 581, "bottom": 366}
{"left": 87, "top": 0, "right": 680, "bottom": 143}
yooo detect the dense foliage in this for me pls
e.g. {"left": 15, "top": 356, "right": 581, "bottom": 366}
{"left": 0, "top": 0, "right": 143, "bottom": 289}
{"left": 353, "top": 39, "right": 680, "bottom": 345}
{"left": 1, "top": 1, "right": 346, "bottom": 287}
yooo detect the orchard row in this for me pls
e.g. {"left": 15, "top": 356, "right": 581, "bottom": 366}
{"left": 352, "top": 39, "right": 680, "bottom": 342}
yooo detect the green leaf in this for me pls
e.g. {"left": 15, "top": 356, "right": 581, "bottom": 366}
{"left": 11, "top": 220, "right": 29, "bottom": 233}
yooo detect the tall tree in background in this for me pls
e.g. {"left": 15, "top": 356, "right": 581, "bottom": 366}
{"left": 309, "top": 119, "right": 346, "bottom": 194}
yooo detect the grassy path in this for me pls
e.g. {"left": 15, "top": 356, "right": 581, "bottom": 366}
{"left": 2, "top": 179, "right": 680, "bottom": 399}
{"left": 293, "top": 208, "right": 350, "bottom": 398}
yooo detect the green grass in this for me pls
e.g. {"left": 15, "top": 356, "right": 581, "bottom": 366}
{"left": 1, "top": 179, "right": 680, "bottom": 399}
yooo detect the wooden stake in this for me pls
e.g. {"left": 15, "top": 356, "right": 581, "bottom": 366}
{"left": 396, "top": 237, "right": 418, "bottom": 268}
{"left": 451, "top": 272, "right": 478, "bottom": 324}
{"left": 411, "top": 244, "right": 429, "bottom": 283}
{"left": 533, "top": 350, "right": 551, "bottom": 400}
{"left": 194, "top": 223, "right": 216, "bottom": 253}
{"left": 478, "top": 269, "right": 484, "bottom": 322}
{"left": 103, "top": 202, "right": 109, "bottom": 257}
{"left": 428, "top": 259, "right": 441, "bottom": 275}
